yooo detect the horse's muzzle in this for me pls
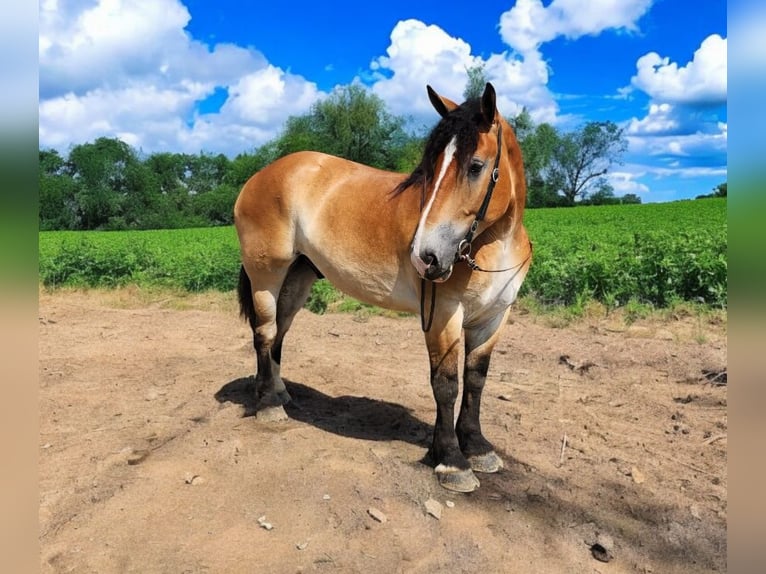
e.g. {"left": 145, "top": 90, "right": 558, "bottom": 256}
{"left": 411, "top": 251, "right": 452, "bottom": 282}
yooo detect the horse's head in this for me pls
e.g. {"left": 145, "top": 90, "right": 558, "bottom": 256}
{"left": 404, "top": 82, "right": 526, "bottom": 282}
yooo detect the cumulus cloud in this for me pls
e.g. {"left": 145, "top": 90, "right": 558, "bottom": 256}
{"left": 625, "top": 34, "right": 727, "bottom": 175}
{"left": 631, "top": 34, "right": 727, "bottom": 105}
{"left": 605, "top": 171, "right": 651, "bottom": 196}
{"left": 369, "top": 20, "right": 480, "bottom": 119}
{"left": 39, "top": 0, "right": 324, "bottom": 155}
{"left": 499, "top": 0, "right": 654, "bottom": 53}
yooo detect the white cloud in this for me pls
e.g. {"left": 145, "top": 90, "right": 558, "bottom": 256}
{"left": 499, "top": 0, "right": 654, "bottom": 53}
{"left": 369, "top": 20, "right": 480, "bottom": 118}
{"left": 627, "top": 125, "right": 727, "bottom": 160}
{"left": 38, "top": 0, "right": 323, "bottom": 155}
{"left": 631, "top": 34, "right": 727, "bottom": 105}
{"left": 368, "top": 19, "right": 558, "bottom": 127}
{"left": 605, "top": 171, "right": 650, "bottom": 195}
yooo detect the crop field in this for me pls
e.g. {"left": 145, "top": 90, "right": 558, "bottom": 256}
{"left": 39, "top": 198, "right": 727, "bottom": 309}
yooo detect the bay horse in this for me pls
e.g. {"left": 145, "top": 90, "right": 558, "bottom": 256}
{"left": 234, "top": 82, "right": 532, "bottom": 492}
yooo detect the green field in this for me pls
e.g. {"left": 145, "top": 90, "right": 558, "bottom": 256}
{"left": 39, "top": 198, "right": 727, "bottom": 310}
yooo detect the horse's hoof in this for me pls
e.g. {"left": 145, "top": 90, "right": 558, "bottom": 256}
{"left": 468, "top": 451, "right": 504, "bottom": 473}
{"left": 435, "top": 465, "right": 480, "bottom": 493}
{"left": 256, "top": 405, "right": 289, "bottom": 422}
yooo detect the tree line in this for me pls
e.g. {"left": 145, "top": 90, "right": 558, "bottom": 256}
{"left": 41, "top": 83, "right": 645, "bottom": 231}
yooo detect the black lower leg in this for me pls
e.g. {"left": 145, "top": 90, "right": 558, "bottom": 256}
{"left": 456, "top": 355, "right": 494, "bottom": 457}
{"left": 430, "top": 368, "right": 470, "bottom": 470}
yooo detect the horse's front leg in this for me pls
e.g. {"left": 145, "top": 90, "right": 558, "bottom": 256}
{"left": 456, "top": 309, "right": 510, "bottom": 473}
{"left": 425, "top": 306, "right": 481, "bottom": 493}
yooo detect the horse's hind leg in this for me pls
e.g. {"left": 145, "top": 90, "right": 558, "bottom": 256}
{"left": 238, "top": 258, "right": 318, "bottom": 421}
{"left": 271, "top": 257, "right": 319, "bottom": 400}
{"left": 456, "top": 309, "right": 510, "bottom": 473}
{"left": 239, "top": 260, "right": 292, "bottom": 421}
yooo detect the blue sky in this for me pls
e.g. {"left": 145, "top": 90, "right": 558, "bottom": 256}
{"left": 39, "top": 0, "right": 727, "bottom": 202}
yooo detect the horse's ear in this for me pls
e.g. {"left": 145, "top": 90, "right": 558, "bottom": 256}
{"left": 480, "top": 82, "right": 497, "bottom": 129}
{"left": 427, "top": 85, "right": 458, "bottom": 118}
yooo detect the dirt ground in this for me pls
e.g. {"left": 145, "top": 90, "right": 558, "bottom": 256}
{"left": 39, "top": 289, "right": 727, "bottom": 573}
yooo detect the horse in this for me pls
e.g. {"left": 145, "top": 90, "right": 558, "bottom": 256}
{"left": 234, "top": 82, "right": 532, "bottom": 492}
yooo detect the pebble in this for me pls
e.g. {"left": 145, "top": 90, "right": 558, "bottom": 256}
{"left": 590, "top": 533, "right": 615, "bottom": 563}
{"left": 257, "top": 516, "right": 274, "bottom": 530}
{"left": 322, "top": 494, "right": 331, "bottom": 501}
{"left": 445, "top": 500, "right": 455, "bottom": 508}
{"left": 184, "top": 472, "right": 205, "bottom": 485}
{"left": 630, "top": 466, "right": 646, "bottom": 484}
{"left": 367, "top": 507, "right": 387, "bottom": 523}
{"left": 126, "top": 449, "right": 149, "bottom": 466}
{"left": 424, "top": 498, "right": 443, "bottom": 520}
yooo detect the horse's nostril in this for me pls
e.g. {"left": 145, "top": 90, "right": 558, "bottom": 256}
{"left": 423, "top": 251, "right": 438, "bottom": 269}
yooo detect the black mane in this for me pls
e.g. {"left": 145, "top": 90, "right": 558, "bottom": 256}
{"left": 392, "top": 98, "right": 487, "bottom": 198}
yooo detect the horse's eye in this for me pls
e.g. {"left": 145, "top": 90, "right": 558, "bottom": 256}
{"left": 469, "top": 160, "right": 484, "bottom": 177}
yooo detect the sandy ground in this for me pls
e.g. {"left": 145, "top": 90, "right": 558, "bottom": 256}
{"left": 39, "top": 289, "right": 727, "bottom": 573}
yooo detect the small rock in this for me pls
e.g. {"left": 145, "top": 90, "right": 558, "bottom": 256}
{"left": 322, "top": 494, "right": 331, "bottom": 501}
{"left": 591, "top": 533, "right": 614, "bottom": 563}
{"left": 257, "top": 515, "right": 274, "bottom": 530}
{"left": 126, "top": 449, "right": 149, "bottom": 465}
{"left": 498, "top": 394, "right": 513, "bottom": 402}
{"left": 690, "top": 504, "right": 702, "bottom": 520}
{"left": 296, "top": 541, "right": 309, "bottom": 550}
{"left": 630, "top": 466, "right": 646, "bottom": 484}
{"left": 41, "top": 443, "right": 52, "bottom": 449}
{"left": 445, "top": 500, "right": 455, "bottom": 508}
{"left": 184, "top": 472, "right": 205, "bottom": 485}
{"left": 424, "top": 498, "right": 442, "bottom": 520}
{"left": 367, "top": 507, "right": 387, "bottom": 523}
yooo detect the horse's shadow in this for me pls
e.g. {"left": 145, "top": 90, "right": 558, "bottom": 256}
{"left": 215, "top": 377, "right": 432, "bottom": 448}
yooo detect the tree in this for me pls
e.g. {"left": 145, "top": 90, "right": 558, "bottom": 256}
{"left": 509, "top": 107, "right": 535, "bottom": 142}
{"left": 586, "top": 182, "right": 617, "bottom": 205}
{"left": 224, "top": 144, "right": 279, "bottom": 188}
{"left": 463, "top": 63, "right": 487, "bottom": 101}
{"left": 276, "top": 84, "right": 408, "bottom": 169}
{"left": 519, "top": 123, "right": 564, "bottom": 208}
{"left": 697, "top": 182, "right": 727, "bottom": 199}
{"left": 39, "top": 150, "right": 78, "bottom": 230}
{"left": 551, "top": 121, "right": 627, "bottom": 205}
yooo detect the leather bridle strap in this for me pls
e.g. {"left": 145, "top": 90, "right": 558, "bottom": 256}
{"left": 420, "top": 123, "right": 505, "bottom": 333}
{"left": 455, "top": 123, "right": 503, "bottom": 262}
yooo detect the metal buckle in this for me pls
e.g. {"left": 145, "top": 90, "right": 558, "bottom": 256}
{"left": 491, "top": 168, "right": 499, "bottom": 183}
{"left": 457, "top": 239, "right": 472, "bottom": 259}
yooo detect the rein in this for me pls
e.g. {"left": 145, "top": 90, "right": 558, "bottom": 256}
{"left": 419, "top": 123, "right": 531, "bottom": 332}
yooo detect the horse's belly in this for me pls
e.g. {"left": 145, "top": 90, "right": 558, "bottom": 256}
{"left": 302, "top": 249, "right": 419, "bottom": 314}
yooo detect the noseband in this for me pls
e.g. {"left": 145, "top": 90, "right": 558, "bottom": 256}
{"left": 419, "top": 122, "right": 532, "bottom": 332}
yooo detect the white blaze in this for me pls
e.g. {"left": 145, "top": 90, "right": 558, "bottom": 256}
{"left": 410, "top": 135, "right": 457, "bottom": 261}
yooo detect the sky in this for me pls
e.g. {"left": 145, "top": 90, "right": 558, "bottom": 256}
{"left": 38, "top": 0, "right": 727, "bottom": 202}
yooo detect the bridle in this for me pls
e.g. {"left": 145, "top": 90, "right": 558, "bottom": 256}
{"left": 419, "top": 122, "right": 533, "bottom": 332}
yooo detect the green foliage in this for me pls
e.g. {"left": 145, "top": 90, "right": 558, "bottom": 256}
{"left": 522, "top": 199, "right": 727, "bottom": 308}
{"left": 39, "top": 227, "right": 241, "bottom": 291}
{"left": 304, "top": 279, "right": 342, "bottom": 314}
{"left": 696, "top": 181, "right": 727, "bottom": 199}
{"left": 39, "top": 199, "right": 727, "bottom": 313}
{"left": 463, "top": 63, "right": 487, "bottom": 100}
{"left": 276, "top": 84, "right": 413, "bottom": 170}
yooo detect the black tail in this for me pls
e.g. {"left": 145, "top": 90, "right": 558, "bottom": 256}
{"left": 238, "top": 265, "right": 257, "bottom": 331}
